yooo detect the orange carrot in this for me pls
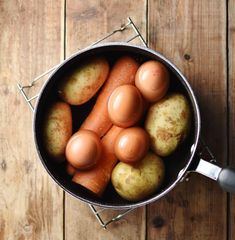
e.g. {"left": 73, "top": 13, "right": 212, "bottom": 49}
{"left": 72, "top": 126, "right": 123, "bottom": 196}
{"left": 66, "top": 162, "right": 77, "bottom": 176}
{"left": 80, "top": 56, "right": 139, "bottom": 137}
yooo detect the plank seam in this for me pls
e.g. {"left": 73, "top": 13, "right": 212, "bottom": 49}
{"left": 226, "top": 0, "right": 230, "bottom": 239}
{"left": 64, "top": 0, "right": 67, "bottom": 60}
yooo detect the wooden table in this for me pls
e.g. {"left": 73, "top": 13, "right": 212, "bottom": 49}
{"left": 1, "top": 0, "right": 234, "bottom": 239}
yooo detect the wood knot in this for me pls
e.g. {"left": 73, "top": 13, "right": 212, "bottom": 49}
{"left": 184, "top": 54, "right": 191, "bottom": 61}
{"left": 1, "top": 159, "right": 7, "bottom": 171}
{"left": 22, "top": 223, "right": 34, "bottom": 233}
{"left": 152, "top": 216, "right": 165, "bottom": 228}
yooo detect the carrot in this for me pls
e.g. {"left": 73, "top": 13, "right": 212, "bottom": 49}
{"left": 66, "top": 162, "right": 77, "bottom": 176}
{"left": 72, "top": 126, "right": 123, "bottom": 196}
{"left": 80, "top": 56, "right": 139, "bottom": 137}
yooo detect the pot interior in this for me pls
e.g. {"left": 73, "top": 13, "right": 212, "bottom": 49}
{"left": 34, "top": 44, "right": 200, "bottom": 208}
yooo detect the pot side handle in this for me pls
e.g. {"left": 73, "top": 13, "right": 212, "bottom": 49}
{"left": 195, "top": 159, "right": 235, "bottom": 194}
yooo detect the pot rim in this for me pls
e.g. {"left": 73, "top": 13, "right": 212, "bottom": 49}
{"left": 33, "top": 42, "right": 201, "bottom": 209}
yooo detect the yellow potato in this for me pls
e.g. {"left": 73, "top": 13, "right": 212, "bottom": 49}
{"left": 145, "top": 93, "right": 191, "bottom": 157}
{"left": 58, "top": 56, "right": 109, "bottom": 105}
{"left": 111, "top": 152, "right": 165, "bottom": 202}
{"left": 43, "top": 101, "right": 72, "bottom": 162}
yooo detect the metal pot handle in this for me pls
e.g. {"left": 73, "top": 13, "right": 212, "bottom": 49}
{"left": 195, "top": 159, "right": 235, "bottom": 193}
{"left": 189, "top": 139, "right": 235, "bottom": 194}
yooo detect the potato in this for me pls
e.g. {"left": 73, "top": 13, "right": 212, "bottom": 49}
{"left": 43, "top": 101, "right": 72, "bottom": 162}
{"left": 145, "top": 93, "right": 191, "bottom": 157}
{"left": 58, "top": 56, "right": 109, "bottom": 105}
{"left": 111, "top": 152, "right": 165, "bottom": 201}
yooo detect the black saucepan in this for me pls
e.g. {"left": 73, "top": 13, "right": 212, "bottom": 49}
{"left": 33, "top": 43, "right": 235, "bottom": 209}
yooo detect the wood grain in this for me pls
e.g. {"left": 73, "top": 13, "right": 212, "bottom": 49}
{"left": 228, "top": 0, "right": 235, "bottom": 240}
{"left": 64, "top": 0, "right": 147, "bottom": 239}
{"left": 0, "top": 1, "right": 232, "bottom": 239}
{"left": 0, "top": 1, "right": 64, "bottom": 239}
{"left": 147, "top": 0, "right": 227, "bottom": 239}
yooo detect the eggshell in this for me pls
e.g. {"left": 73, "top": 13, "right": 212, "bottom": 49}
{"left": 135, "top": 60, "right": 169, "bottom": 102}
{"left": 65, "top": 130, "right": 102, "bottom": 170}
{"left": 108, "top": 85, "right": 144, "bottom": 127}
{"left": 115, "top": 127, "right": 150, "bottom": 163}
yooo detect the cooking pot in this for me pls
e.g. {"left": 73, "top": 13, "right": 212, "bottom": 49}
{"left": 33, "top": 42, "right": 235, "bottom": 209}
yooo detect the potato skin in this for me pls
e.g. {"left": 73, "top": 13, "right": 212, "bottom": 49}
{"left": 111, "top": 152, "right": 165, "bottom": 202}
{"left": 145, "top": 93, "right": 191, "bottom": 157}
{"left": 43, "top": 101, "right": 72, "bottom": 161}
{"left": 58, "top": 57, "right": 109, "bottom": 105}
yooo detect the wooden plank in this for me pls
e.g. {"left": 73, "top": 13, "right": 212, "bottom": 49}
{"left": 0, "top": 1, "right": 64, "bottom": 239}
{"left": 147, "top": 0, "right": 227, "bottom": 239}
{"left": 64, "top": 1, "right": 147, "bottom": 239}
{"left": 228, "top": 0, "right": 235, "bottom": 239}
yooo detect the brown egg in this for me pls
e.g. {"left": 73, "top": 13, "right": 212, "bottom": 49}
{"left": 108, "top": 85, "right": 144, "bottom": 127}
{"left": 135, "top": 60, "right": 169, "bottom": 102}
{"left": 65, "top": 130, "right": 102, "bottom": 170}
{"left": 115, "top": 127, "right": 150, "bottom": 163}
